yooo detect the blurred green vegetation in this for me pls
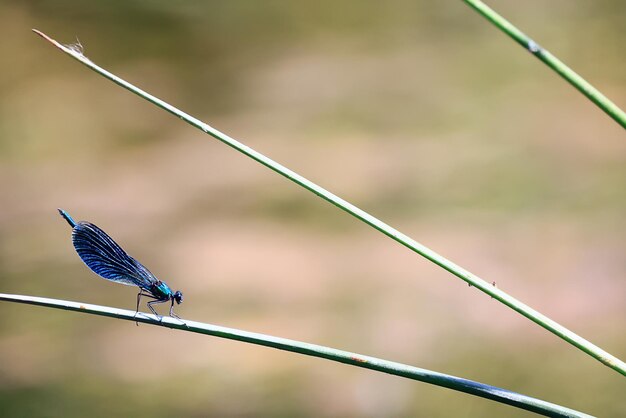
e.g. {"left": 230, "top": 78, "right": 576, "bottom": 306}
{"left": 1, "top": 1, "right": 625, "bottom": 417}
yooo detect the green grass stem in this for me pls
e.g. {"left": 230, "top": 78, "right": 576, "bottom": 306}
{"left": 463, "top": 0, "right": 626, "bottom": 129}
{"left": 31, "top": 29, "right": 626, "bottom": 376}
{"left": 0, "top": 293, "right": 595, "bottom": 417}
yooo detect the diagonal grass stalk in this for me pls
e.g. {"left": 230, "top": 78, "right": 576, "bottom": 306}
{"left": 0, "top": 293, "right": 594, "bottom": 417}
{"left": 31, "top": 29, "right": 625, "bottom": 376}
{"left": 463, "top": 0, "right": 626, "bottom": 129}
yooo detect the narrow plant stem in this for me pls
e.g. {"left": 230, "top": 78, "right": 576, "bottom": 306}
{"left": 463, "top": 0, "right": 626, "bottom": 129}
{"left": 31, "top": 29, "right": 626, "bottom": 376}
{"left": 0, "top": 293, "right": 595, "bottom": 418}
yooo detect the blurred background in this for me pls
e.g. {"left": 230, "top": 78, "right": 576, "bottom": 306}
{"left": 0, "top": 1, "right": 624, "bottom": 416}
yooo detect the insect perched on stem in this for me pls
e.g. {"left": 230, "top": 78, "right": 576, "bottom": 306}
{"left": 58, "top": 209, "right": 183, "bottom": 323}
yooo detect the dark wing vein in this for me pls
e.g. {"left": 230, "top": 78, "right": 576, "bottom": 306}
{"left": 72, "top": 221, "right": 158, "bottom": 290}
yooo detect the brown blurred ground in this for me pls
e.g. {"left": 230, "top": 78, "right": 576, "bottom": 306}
{"left": 0, "top": 1, "right": 625, "bottom": 417}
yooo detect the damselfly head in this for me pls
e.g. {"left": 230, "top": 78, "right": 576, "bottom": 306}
{"left": 174, "top": 291, "right": 183, "bottom": 305}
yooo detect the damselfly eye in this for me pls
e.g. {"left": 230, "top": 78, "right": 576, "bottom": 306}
{"left": 174, "top": 291, "right": 183, "bottom": 304}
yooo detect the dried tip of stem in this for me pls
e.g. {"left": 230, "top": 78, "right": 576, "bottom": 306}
{"left": 32, "top": 29, "right": 89, "bottom": 60}
{"left": 32, "top": 29, "right": 60, "bottom": 47}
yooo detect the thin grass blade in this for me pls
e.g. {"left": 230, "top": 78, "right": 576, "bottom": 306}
{"left": 31, "top": 29, "right": 626, "bottom": 376}
{"left": 0, "top": 293, "right": 595, "bottom": 417}
{"left": 463, "top": 0, "right": 626, "bottom": 129}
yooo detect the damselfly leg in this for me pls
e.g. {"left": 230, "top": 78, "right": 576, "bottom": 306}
{"left": 135, "top": 289, "right": 157, "bottom": 325}
{"left": 147, "top": 298, "right": 169, "bottom": 320}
